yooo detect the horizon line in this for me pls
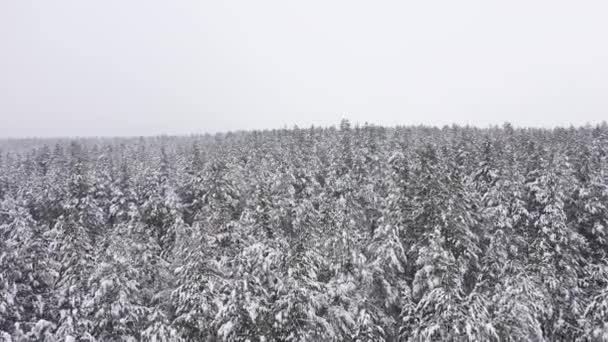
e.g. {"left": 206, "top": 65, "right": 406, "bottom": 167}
{"left": 1, "top": 120, "right": 607, "bottom": 140}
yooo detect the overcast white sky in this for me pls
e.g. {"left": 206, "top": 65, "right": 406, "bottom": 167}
{"left": 1, "top": 1, "right": 607, "bottom": 137}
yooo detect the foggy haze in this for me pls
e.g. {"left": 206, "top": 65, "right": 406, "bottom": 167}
{"left": 1, "top": 1, "right": 607, "bottom": 137}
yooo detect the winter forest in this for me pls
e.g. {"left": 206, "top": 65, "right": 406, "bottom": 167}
{"left": 1, "top": 121, "right": 608, "bottom": 342}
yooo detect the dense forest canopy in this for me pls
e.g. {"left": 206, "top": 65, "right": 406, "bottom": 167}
{"left": 1, "top": 121, "right": 608, "bottom": 341}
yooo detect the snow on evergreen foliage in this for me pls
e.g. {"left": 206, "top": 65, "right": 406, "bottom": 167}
{"left": 1, "top": 122, "right": 608, "bottom": 341}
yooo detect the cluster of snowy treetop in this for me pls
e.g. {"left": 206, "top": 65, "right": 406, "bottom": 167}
{"left": 1, "top": 121, "right": 607, "bottom": 342}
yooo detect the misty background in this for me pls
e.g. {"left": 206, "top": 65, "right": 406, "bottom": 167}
{"left": 1, "top": 1, "right": 607, "bottom": 138}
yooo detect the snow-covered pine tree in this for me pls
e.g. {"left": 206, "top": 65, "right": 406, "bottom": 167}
{"left": 138, "top": 145, "right": 182, "bottom": 258}
{"left": 524, "top": 151, "right": 589, "bottom": 340}
{"left": 47, "top": 142, "right": 105, "bottom": 340}
{"left": 177, "top": 141, "right": 206, "bottom": 226}
{"left": 402, "top": 143, "right": 486, "bottom": 341}
{"left": 84, "top": 213, "right": 148, "bottom": 341}
{"left": 172, "top": 157, "right": 243, "bottom": 339}
{"left": 566, "top": 141, "right": 608, "bottom": 257}
{"left": 365, "top": 150, "right": 412, "bottom": 340}
{"left": 49, "top": 214, "right": 95, "bottom": 340}
{"left": 0, "top": 196, "right": 55, "bottom": 340}
{"left": 580, "top": 260, "right": 608, "bottom": 341}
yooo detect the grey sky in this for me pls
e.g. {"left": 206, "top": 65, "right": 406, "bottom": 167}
{"left": 1, "top": 1, "right": 607, "bottom": 137}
